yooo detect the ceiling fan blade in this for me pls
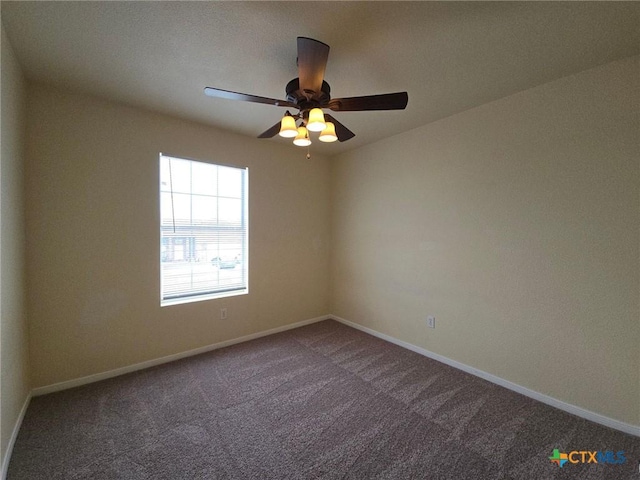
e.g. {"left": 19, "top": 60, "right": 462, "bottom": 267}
{"left": 324, "top": 114, "right": 355, "bottom": 142}
{"left": 297, "top": 37, "right": 330, "bottom": 94}
{"left": 328, "top": 92, "right": 408, "bottom": 111}
{"left": 204, "top": 87, "right": 295, "bottom": 108}
{"left": 258, "top": 121, "right": 282, "bottom": 139}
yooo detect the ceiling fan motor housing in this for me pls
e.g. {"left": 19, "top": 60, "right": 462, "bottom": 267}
{"left": 286, "top": 78, "right": 331, "bottom": 111}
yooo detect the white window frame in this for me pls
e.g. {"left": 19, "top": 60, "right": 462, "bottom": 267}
{"left": 159, "top": 153, "right": 248, "bottom": 306}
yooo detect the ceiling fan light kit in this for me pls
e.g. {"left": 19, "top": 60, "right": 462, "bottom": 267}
{"left": 306, "top": 108, "right": 327, "bottom": 132}
{"left": 204, "top": 36, "right": 408, "bottom": 152}
{"left": 278, "top": 112, "right": 298, "bottom": 138}
{"left": 293, "top": 125, "right": 311, "bottom": 147}
{"left": 318, "top": 122, "right": 338, "bottom": 143}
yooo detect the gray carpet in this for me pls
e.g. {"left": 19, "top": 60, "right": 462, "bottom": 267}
{"left": 7, "top": 320, "right": 640, "bottom": 479}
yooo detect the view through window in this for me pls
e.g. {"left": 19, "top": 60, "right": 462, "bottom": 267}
{"left": 160, "top": 154, "right": 248, "bottom": 305}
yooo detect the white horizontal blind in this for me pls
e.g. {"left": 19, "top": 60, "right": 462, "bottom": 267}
{"left": 160, "top": 154, "right": 248, "bottom": 304}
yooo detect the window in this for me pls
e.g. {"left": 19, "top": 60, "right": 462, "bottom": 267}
{"left": 160, "top": 154, "right": 248, "bottom": 306}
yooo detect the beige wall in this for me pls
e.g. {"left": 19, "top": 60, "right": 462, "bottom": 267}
{"left": 1, "top": 25, "right": 30, "bottom": 469}
{"left": 25, "top": 86, "right": 331, "bottom": 388}
{"left": 331, "top": 56, "right": 639, "bottom": 426}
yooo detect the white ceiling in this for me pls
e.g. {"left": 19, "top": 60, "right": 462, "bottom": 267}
{"left": 2, "top": 1, "right": 639, "bottom": 155}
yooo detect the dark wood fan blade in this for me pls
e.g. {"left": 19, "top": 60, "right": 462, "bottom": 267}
{"left": 328, "top": 92, "right": 408, "bottom": 111}
{"left": 297, "top": 37, "right": 330, "bottom": 95}
{"left": 204, "top": 87, "right": 295, "bottom": 107}
{"left": 325, "top": 114, "right": 355, "bottom": 142}
{"left": 258, "top": 121, "right": 282, "bottom": 139}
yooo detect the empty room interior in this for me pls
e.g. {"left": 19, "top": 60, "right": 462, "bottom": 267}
{"left": 1, "top": 2, "right": 639, "bottom": 479}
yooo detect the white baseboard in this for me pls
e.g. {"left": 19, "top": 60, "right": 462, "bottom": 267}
{"left": 1, "top": 392, "right": 31, "bottom": 480}
{"left": 32, "top": 314, "right": 330, "bottom": 397}
{"left": 331, "top": 315, "right": 640, "bottom": 438}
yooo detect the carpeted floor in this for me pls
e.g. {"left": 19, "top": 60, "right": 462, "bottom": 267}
{"left": 7, "top": 320, "right": 640, "bottom": 479}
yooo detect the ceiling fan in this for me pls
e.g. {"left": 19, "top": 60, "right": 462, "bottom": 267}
{"left": 204, "top": 37, "right": 408, "bottom": 146}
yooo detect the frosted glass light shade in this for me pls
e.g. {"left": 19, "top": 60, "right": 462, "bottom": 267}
{"left": 319, "top": 122, "right": 338, "bottom": 142}
{"left": 278, "top": 115, "right": 298, "bottom": 138}
{"left": 293, "top": 126, "right": 311, "bottom": 146}
{"left": 306, "top": 108, "right": 326, "bottom": 132}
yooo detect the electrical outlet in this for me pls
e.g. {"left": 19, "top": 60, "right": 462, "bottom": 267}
{"left": 427, "top": 315, "right": 436, "bottom": 328}
{"left": 220, "top": 308, "right": 228, "bottom": 320}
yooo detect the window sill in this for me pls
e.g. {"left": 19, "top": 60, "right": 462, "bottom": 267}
{"left": 161, "top": 288, "right": 248, "bottom": 307}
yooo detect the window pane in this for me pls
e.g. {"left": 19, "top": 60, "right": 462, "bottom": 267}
{"left": 171, "top": 158, "right": 192, "bottom": 194}
{"left": 160, "top": 160, "right": 172, "bottom": 193}
{"left": 191, "top": 161, "right": 217, "bottom": 196}
{"left": 192, "top": 195, "right": 217, "bottom": 223}
{"left": 218, "top": 165, "right": 242, "bottom": 198}
{"left": 160, "top": 192, "right": 174, "bottom": 223}
{"left": 170, "top": 193, "right": 192, "bottom": 225}
{"left": 218, "top": 197, "right": 241, "bottom": 224}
